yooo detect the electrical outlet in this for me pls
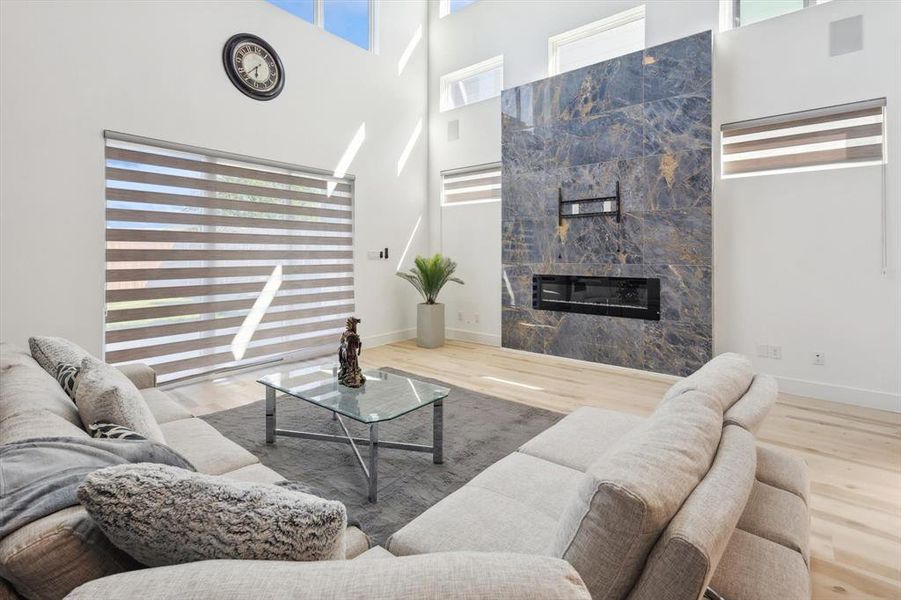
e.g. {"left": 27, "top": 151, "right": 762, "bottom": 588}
{"left": 813, "top": 352, "right": 825, "bottom": 366}
{"left": 757, "top": 344, "right": 769, "bottom": 358}
{"left": 474, "top": 313, "right": 480, "bottom": 324}
{"left": 457, "top": 311, "right": 463, "bottom": 321}
{"left": 769, "top": 346, "right": 782, "bottom": 360}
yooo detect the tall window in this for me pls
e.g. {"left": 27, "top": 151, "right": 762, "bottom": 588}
{"left": 104, "top": 132, "right": 355, "bottom": 384}
{"left": 730, "top": 0, "right": 831, "bottom": 28}
{"left": 268, "top": 0, "right": 375, "bottom": 51}
{"left": 720, "top": 98, "right": 886, "bottom": 178}
{"left": 441, "top": 163, "right": 502, "bottom": 206}
{"left": 440, "top": 56, "right": 503, "bottom": 112}
{"left": 548, "top": 6, "right": 645, "bottom": 76}
{"left": 439, "top": 0, "right": 477, "bottom": 18}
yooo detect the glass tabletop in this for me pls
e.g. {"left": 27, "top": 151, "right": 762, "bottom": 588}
{"left": 257, "top": 364, "right": 450, "bottom": 424}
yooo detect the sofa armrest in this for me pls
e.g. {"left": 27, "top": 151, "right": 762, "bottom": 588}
{"left": 65, "top": 553, "right": 590, "bottom": 600}
{"left": 115, "top": 363, "right": 157, "bottom": 390}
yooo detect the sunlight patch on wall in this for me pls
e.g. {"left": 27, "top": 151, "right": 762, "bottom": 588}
{"left": 397, "top": 24, "right": 423, "bottom": 75}
{"left": 328, "top": 122, "right": 366, "bottom": 195}
{"left": 397, "top": 118, "right": 423, "bottom": 176}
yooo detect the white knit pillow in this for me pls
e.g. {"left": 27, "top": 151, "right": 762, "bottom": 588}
{"left": 74, "top": 356, "right": 165, "bottom": 443}
{"left": 77, "top": 464, "right": 348, "bottom": 567}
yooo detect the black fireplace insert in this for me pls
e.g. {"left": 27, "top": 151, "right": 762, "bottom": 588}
{"left": 532, "top": 275, "right": 660, "bottom": 320}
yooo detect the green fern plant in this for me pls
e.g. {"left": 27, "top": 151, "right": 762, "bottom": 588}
{"left": 396, "top": 254, "right": 464, "bottom": 304}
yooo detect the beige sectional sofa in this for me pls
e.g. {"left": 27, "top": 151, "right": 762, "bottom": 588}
{"left": 386, "top": 353, "right": 811, "bottom": 600}
{"left": 0, "top": 342, "right": 589, "bottom": 599}
{"left": 1, "top": 342, "right": 809, "bottom": 599}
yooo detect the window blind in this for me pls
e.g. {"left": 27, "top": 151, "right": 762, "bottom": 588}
{"left": 441, "top": 163, "right": 502, "bottom": 206}
{"left": 104, "top": 132, "right": 354, "bottom": 383}
{"left": 721, "top": 98, "right": 886, "bottom": 178}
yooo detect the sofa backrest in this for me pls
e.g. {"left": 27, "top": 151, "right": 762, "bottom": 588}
{"left": 627, "top": 424, "right": 757, "bottom": 600}
{"left": 549, "top": 390, "right": 723, "bottom": 600}
{"left": 0, "top": 342, "right": 82, "bottom": 428}
{"left": 724, "top": 374, "right": 777, "bottom": 434}
{"left": 663, "top": 353, "right": 753, "bottom": 412}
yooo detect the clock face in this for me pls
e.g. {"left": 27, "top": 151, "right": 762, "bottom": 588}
{"left": 234, "top": 42, "right": 278, "bottom": 92}
{"left": 223, "top": 34, "right": 284, "bottom": 100}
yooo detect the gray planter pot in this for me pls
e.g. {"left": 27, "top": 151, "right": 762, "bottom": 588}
{"left": 417, "top": 303, "right": 445, "bottom": 348}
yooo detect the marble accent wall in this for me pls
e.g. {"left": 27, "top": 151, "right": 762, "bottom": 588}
{"left": 501, "top": 31, "right": 712, "bottom": 377}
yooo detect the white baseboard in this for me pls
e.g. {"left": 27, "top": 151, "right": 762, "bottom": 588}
{"left": 446, "top": 328, "right": 502, "bottom": 347}
{"left": 362, "top": 328, "right": 416, "bottom": 348}
{"left": 775, "top": 376, "right": 901, "bottom": 413}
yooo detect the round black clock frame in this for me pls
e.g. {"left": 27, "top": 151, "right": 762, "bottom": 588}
{"left": 222, "top": 33, "right": 285, "bottom": 101}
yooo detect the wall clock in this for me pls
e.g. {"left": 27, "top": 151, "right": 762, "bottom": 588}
{"left": 222, "top": 33, "right": 284, "bottom": 101}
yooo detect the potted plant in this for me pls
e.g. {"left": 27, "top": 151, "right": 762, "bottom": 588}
{"left": 396, "top": 254, "right": 464, "bottom": 348}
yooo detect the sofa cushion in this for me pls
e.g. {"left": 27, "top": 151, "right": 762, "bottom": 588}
{"left": 709, "top": 529, "right": 809, "bottom": 600}
{"left": 518, "top": 407, "right": 644, "bottom": 471}
{"left": 468, "top": 452, "right": 586, "bottom": 518}
{"left": 27, "top": 336, "right": 93, "bottom": 380}
{"left": 74, "top": 357, "right": 165, "bottom": 443}
{"left": 354, "top": 545, "right": 394, "bottom": 560}
{"left": 0, "top": 409, "right": 89, "bottom": 444}
{"left": 0, "top": 505, "right": 138, "bottom": 600}
{"left": 550, "top": 390, "right": 723, "bottom": 600}
{"left": 0, "top": 343, "right": 81, "bottom": 426}
{"left": 77, "top": 464, "right": 348, "bottom": 567}
{"left": 755, "top": 445, "right": 809, "bottom": 505}
{"left": 387, "top": 452, "right": 583, "bottom": 557}
{"left": 221, "top": 463, "right": 285, "bottom": 485}
{"left": 664, "top": 353, "right": 753, "bottom": 411}
{"left": 737, "top": 480, "right": 810, "bottom": 565}
{"left": 629, "top": 425, "right": 757, "bottom": 600}
{"left": 140, "top": 388, "right": 194, "bottom": 424}
{"left": 725, "top": 374, "right": 777, "bottom": 434}
{"left": 65, "top": 553, "right": 592, "bottom": 600}
{"left": 159, "top": 418, "right": 257, "bottom": 475}
{"left": 388, "top": 485, "right": 560, "bottom": 557}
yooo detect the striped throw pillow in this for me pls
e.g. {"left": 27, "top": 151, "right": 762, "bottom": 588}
{"left": 55, "top": 363, "right": 80, "bottom": 401}
{"left": 89, "top": 422, "right": 147, "bottom": 441}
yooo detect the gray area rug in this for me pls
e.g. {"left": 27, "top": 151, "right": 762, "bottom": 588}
{"left": 201, "top": 368, "right": 561, "bottom": 544}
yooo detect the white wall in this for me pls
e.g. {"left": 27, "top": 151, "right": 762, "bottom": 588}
{"left": 713, "top": 0, "right": 901, "bottom": 411}
{"left": 428, "top": 0, "right": 901, "bottom": 410}
{"left": 0, "top": 0, "right": 430, "bottom": 355}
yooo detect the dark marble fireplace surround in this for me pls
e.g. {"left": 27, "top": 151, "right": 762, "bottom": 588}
{"left": 501, "top": 31, "right": 712, "bottom": 377}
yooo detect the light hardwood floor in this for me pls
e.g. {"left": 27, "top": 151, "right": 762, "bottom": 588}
{"left": 173, "top": 339, "right": 901, "bottom": 600}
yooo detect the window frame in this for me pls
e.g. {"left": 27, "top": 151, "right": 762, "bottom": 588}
{"left": 728, "top": 0, "right": 830, "bottom": 29}
{"left": 439, "top": 55, "right": 504, "bottom": 113}
{"left": 271, "top": 0, "right": 378, "bottom": 52}
{"left": 547, "top": 5, "right": 646, "bottom": 77}
{"left": 438, "top": 0, "right": 477, "bottom": 19}
{"left": 441, "top": 162, "right": 502, "bottom": 207}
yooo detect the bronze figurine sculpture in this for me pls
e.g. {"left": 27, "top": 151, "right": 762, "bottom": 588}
{"left": 338, "top": 317, "right": 366, "bottom": 388}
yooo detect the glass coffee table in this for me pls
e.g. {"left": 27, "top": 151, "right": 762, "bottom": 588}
{"left": 258, "top": 364, "right": 450, "bottom": 502}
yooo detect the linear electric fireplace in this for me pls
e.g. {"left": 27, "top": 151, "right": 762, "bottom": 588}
{"left": 532, "top": 275, "right": 660, "bottom": 321}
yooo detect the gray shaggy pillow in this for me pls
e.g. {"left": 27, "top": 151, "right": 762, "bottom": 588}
{"left": 74, "top": 356, "right": 165, "bottom": 443}
{"left": 29, "top": 335, "right": 93, "bottom": 378}
{"left": 77, "top": 464, "right": 347, "bottom": 567}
